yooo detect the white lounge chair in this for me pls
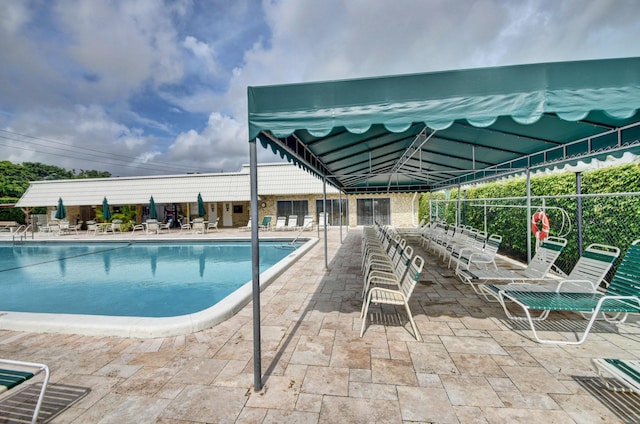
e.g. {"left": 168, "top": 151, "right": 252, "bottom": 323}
{"left": 360, "top": 255, "right": 425, "bottom": 340}
{"left": 284, "top": 215, "right": 297, "bottom": 230}
{"left": 478, "top": 243, "right": 620, "bottom": 303}
{"left": 456, "top": 236, "right": 567, "bottom": 294}
{"left": 0, "top": 358, "right": 50, "bottom": 424}
{"left": 272, "top": 216, "right": 287, "bottom": 231}
{"left": 192, "top": 218, "right": 205, "bottom": 234}
{"left": 207, "top": 217, "right": 220, "bottom": 232}
{"left": 240, "top": 218, "right": 251, "bottom": 231}
{"left": 592, "top": 358, "right": 640, "bottom": 395}
{"left": 298, "top": 215, "right": 314, "bottom": 231}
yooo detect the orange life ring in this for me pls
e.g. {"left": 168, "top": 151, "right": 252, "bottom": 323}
{"left": 531, "top": 211, "right": 550, "bottom": 240}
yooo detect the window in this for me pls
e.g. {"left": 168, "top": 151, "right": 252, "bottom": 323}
{"left": 357, "top": 198, "right": 391, "bottom": 226}
{"left": 315, "top": 199, "right": 348, "bottom": 226}
{"left": 276, "top": 200, "right": 308, "bottom": 226}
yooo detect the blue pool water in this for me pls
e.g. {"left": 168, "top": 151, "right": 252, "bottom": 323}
{"left": 0, "top": 241, "right": 299, "bottom": 317}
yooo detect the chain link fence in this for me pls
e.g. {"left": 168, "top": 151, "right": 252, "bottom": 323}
{"left": 429, "top": 192, "right": 640, "bottom": 283}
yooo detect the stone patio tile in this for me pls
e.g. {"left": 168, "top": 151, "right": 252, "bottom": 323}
{"left": 482, "top": 406, "right": 577, "bottom": 423}
{"left": 455, "top": 405, "right": 489, "bottom": 423}
{"left": 552, "top": 393, "right": 624, "bottom": 423}
{"left": 289, "top": 335, "right": 333, "bottom": 366}
{"left": 319, "top": 396, "right": 402, "bottom": 423}
{"left": 371, "top": 358, "right": 418, "bottom": 386}
{"left": 328, "top": 343, "right": 371, "bottom": 369}
{"left": 161, "top": 385, "right": 247, "bottom": 423}
{"left": 450, "top": 353, "right": 507, "bottom": 377}
{"left": 349, "top": 381, "right": 398, "bottom": 400}
{"left": 501, "top": 365, "right": 573, "bottom": 394}
{"left": 440, "top": 335, "right": 509, "bottom": 355}
{"left": 73, "top": 393, "right": 171, "bottom": 424}
{"left": 441, "top": 375, "right": 503, "bottom": 407}
{"left": 169, "top": 357, "right": 227, "bottom": 385}
{"left": 301, "top": 365, "right": 349, "bottom": 396}
{"left": 496, "top": 391, "right": 561, "bottom": 410}
{"left": 245, "top": 375, "right": 301, "bottom": 410}
{"left": 397, "top": 385, "right": 458, "bottom": 423}
{"left": 295, "top": 393, "right": 323, "bottom": 413}
{"left": 408, "top": 342, "right": 459, "bottom": 374}
{"left": 263, "top": 409, "right": 319, "bottom": 424}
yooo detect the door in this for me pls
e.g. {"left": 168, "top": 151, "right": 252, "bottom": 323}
{"left": 223, "top": 202, "right": 233, "bottom": 227}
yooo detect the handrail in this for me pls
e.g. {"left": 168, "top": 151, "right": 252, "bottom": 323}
{"left": 12, "top": 224, "right": 34, "bottom": 242}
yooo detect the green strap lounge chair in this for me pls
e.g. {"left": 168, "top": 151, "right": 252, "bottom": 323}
{"left": 0, "top": 359, "right": 50, "bottom": 424}
{"left": 456, "top": 236, "right": 567, "bottom": 294}
{"left": 479, "top": 243, "right": 620, "bottom": 304}
{"left": 497, "top": 239, "right": 640, "bottom": 345}
{"left": 592, "top": 358, "right": 640, "bottom": 395}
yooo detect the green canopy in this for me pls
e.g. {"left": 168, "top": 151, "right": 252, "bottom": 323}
{"left": 102, "top": 197, "right": 111, "bottom": 221}
{"left": 248, "top": 57, "right": 640, "bottom": 193}
{"left": 197, "top": 193, "right": 206, "bottom": 217}
{"left": 55, "top": 197, "right": 66, "bottom": 220}
{"left": 149, "top": 196, "right": 157, "bottom": 219}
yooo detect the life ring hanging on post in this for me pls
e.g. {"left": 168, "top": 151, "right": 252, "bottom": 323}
{"left": 531, "top": 211, "right": 550, "bottom": 240}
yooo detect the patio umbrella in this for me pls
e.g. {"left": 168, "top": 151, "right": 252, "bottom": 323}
{"left": 55, "top": 197, "right": 67, "bottom": 220}
{"left": 149, "top": 196, "right": 157, "bottom": 219}
{"left": 102, "top": 197, "right": 112, "bottom": 221}
{"left": 197, "top": 193, "right": 206, "bottom": 217}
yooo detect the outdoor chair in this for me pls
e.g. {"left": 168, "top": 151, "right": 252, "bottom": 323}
{"left": 0, "top": 358, "right": 50, "bottom": 424}
{"left": 284, "top": 215, "right": 297, "bottom": 230}
{"left": 159, "top": 218, "right": 173, "bottom": 233}
{"left": 258, "top": 215, "right": 272, "bottom": 231}
{"left": 207, "top": 217, "right": 220, "bottom": 232}
{"left": 240, "top": 218, "right": 251, "bottom": 231}
{"left": 86, "top": 220, "right": 98, "bottom": 236}
{"left": 495, "top": 239, "right": 640, "bottom": 344}
{"left": 111, "top": 219, "right": 123, "bottom": 233}
{"left": 456, "top": 236, "right": 567, "bottom": 294}
{"left": 592, "top": 358, "right": 640, "bottom": 395}
{"left": 362, "top": 244, "right": 414, "bottom": 298}
{"left": 360, "top": 255, "right": 425, "bottom": 341}
{"left": 478, "top": 243, "right": 620, "bottom": 304}
{"left": 272, "top": 216, "right": 287, "bottom": 231}
{"left": 450, "top": 233, "right": 502, "bottom": 272}
{"left": 298, "top": 215, "right": 314, "bottom": 231}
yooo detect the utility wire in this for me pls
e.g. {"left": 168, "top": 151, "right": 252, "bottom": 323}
{"left": 0, "top": 128, "right": 211, "bottom": 174}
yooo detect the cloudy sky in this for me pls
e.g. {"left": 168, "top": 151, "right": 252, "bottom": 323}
{"left": 1, "top": 0, "right": 639, "bottom": 177}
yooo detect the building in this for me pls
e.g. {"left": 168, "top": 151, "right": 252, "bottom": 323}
{"left": 16, "top": 163, "right": 421, "bottom": 229}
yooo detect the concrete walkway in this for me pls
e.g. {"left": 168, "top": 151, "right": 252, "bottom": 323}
{"left": 1, "top": 227, "right": 639, "bottom": 423}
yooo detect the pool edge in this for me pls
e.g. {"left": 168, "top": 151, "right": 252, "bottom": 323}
{"left": 0, "top": 237, "right": 318, "bottom": 338}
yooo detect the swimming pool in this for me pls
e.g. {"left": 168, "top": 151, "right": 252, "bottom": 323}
{"left": 0, "top": 238, "right": 317, "bottom": 337}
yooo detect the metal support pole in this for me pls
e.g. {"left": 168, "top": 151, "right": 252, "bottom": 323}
{"left": 323, "top": 176, "right": 328, "bottom": 269}
{"left": 456, "top": 185, "right": 461, "bottom": 226}
{"left": 526, "top": 169, "right": 532, "bottom": 263}
{"left": 483, "top": 199, "right": 487, "bottom": 234}
{"left": 576, "top": 172, "right": 584, "bottom": 256}
{"left": 249, "top": 139, "right": 262, "bottom": 391}
{"left": 339, "top": 190, "right": 343, "bottom": 243}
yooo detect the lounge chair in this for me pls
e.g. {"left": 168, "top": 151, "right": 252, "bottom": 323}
{"left": 298, "top": 215, "right": 314, "bottom": 231}
{"left": 258, "top": 216, "right": 272, "bottom": 231}
{"left": 111, "top": 219, "right": 123, "bottom": 233}
{"left": 478, "top": 243, "right": 620, "bottom": 303}
{"left": 240, "top": 218, "right": 251, "bottom": 231}
{"left": 360, "top": 255, "right": 425, "bottom": 340}
{"left": 272, "top": 216, "right": 287, "bottom": 231}
{"left": 0, "top": 358, "right": 50, "bottom": 424}
{"left": 592, "top": 358, "right": 640, "bottom": 395}
{"left": 86, "top": 220, "right": 98, "bottom": 236}
{"left": 450, "top": 233, "right": 502, "bottom": 271}
{"left": 284, "top": 215, "right": 298, "bottom": 230}
{"left": 456, "top": 236, "right": 567, "bottom": 294}
{"left": 362, "top": 244, "right": 414, "bottom": 298}
{"left": 496, "top": 239, "right": 640, "bottom": 344}
{"left": 207, "top": 217, "right": 220, "bottom": 232}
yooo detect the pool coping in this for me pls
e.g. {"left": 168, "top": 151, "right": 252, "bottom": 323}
{"left": 0, "top": 236, "right": 318, "bottom": 338}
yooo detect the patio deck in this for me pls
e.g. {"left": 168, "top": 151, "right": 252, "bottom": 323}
{"left": 1, "top": 227, "right": 639, "bottom": 423}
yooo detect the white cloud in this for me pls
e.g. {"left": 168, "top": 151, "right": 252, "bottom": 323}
{"left": 2, "top": 0, "right": 640, "bottom": 177}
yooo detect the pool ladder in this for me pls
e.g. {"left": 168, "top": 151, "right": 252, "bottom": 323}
{"left": 12, "top": 224, "right": 34, "bottom": 244}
